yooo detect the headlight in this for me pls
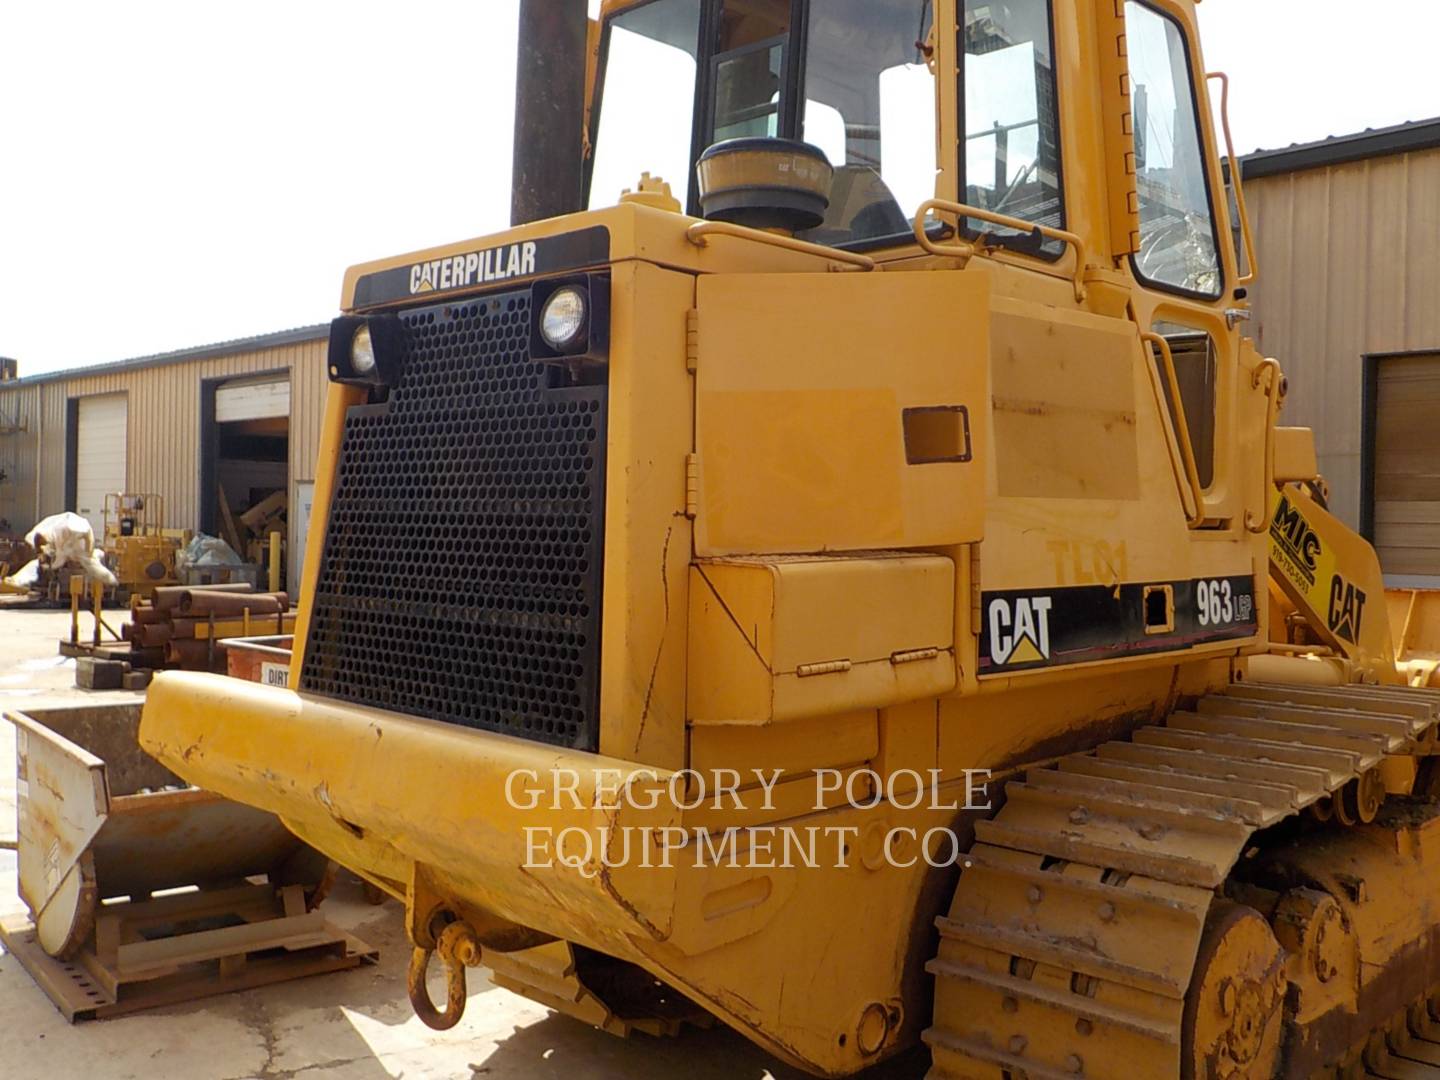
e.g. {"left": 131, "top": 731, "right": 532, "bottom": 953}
{"left": 528, "top": 274, "right": 608, "bottom": 367}
{"left": 327, "top": 314, "right": 401, "bottom": 386}
{"left": 540, "top": 287, "right": 588, "bottom": 351}
{"left": 351, "top": 325, "right": 377, "bottom": 376}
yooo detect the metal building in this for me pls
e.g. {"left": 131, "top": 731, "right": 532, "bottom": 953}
{"left": 1243, "top": 118, "right": 1440, "bottom": 582}
{"left": 0, "top": 326, "right": 328, "bottom": 588}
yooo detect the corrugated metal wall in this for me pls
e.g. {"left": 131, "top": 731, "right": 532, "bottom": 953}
{"left": 0, "top": 334, "right": 328, "bottom": 556}
{"left": 1245, "top": 145, "right": 1440, "bottom": 529}
{"left": 0, "top": 379, "right": 44, "bottom": 532}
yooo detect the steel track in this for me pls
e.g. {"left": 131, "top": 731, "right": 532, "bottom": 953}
{"left": 926, "top": 681, "right": 1440, "bottom": 1079}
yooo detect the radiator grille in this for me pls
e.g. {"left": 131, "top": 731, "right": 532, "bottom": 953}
{"left": 299, "top": 289, "right": 607, "bottom": 750}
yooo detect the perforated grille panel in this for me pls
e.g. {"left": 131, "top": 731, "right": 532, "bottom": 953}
{"left": 300, "top": 289, "right": 607, "bottom": 750}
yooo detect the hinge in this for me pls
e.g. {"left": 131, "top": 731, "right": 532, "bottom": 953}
{"left": 970, "top": 545, "right": 983, "bottom": 636}
{"left": 797, "top": 659, "right": 852, "bottom": 678}
{"left": 1097, "top": 0, "right": 1141, "bottom": 258}
{"left": 891, "top": 647, "right": 940, "bottom": 666}
{"left": 684, "top": 453, "right": 699, "bottom": 518}
{"left": 685, "top": 309, "right": 700, "bottom": 373}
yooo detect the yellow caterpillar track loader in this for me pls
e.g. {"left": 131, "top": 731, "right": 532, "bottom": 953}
{"left": 140, "top": 0, "right": 1440, "bottom": 1076}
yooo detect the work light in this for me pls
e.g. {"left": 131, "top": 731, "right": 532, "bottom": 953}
{"left": 351, "top": 325, "right": 377, "bottom": 376}
{"left": 540, "top": 287, "right": 588, "bottom": 351}
{"left": 528, "top": 274, "right": 609, "bottom": 368}
{"left": 326, "top": 313, "right": 403, "bottom": 386}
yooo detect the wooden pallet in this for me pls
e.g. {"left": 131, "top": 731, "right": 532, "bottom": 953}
{"left": 0, "top": 884, "right": 377, "bottom": 1021}
{"left": 57, "top": 641, "right": 143, "bottom": 662}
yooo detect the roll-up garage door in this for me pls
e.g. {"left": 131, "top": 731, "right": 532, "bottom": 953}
{"left": 75, "top": 393, "right": 128, "bottom": 539}
{"left": 216, "top": 373, "right": 290, "bottom": 422}
{"left": 1373, "top": 354, "right": 1440, "bottom": 580}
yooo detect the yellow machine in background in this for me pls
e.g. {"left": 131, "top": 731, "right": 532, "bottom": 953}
{"left": 1389, "top": 587, "right": 1440, "bottom": 687}
{"left": 102, "top": 493, "right": 184, "bottom": 600}
{"left": 142, "top": 1, "right": 1440, "bottom": 1076}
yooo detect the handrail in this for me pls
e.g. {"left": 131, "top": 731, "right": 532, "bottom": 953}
{"left": 685, "top": 220, "right": 876, "bottom": 271}
{"left": 1246, "top": 357, "right": 1285, "bottom": 533}
{"left": 912, "top": 199, "right": 1088, "bottom": 302}
{"left": 1208, "top": 72, "right": 1258, "bottom": 287}
{"left": 1142, "top": 331, "right": 1206, "bottom": 528}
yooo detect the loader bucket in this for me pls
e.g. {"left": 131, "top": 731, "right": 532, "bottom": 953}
{"left": 1387, "top": 587, "right": 1440, "bottom": 686}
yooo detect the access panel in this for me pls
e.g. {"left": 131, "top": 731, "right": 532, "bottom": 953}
{"left": 694, "top": 271, "right": 990, "bottom": 555}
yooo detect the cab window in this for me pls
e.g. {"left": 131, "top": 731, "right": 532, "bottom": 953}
{"left": 962, "top": 0, "right": 1065, "bottom": 256}
{"left": 588, "top": 0, "right": 940, "bottom": 248}
{"left": 1153, "top": 322, "right": 1219, "bottom": 489}
{"left": 589, "top": 0, "right": 704, "bottom": 210}
{"left": 798, "top": 0, "right": 937, "bottom": 248}
{"left": 1124, "top": 1, "right": 1223, "bottom": 298}
{"left": 710, "top": 0, "right": 793, "bottom": 143}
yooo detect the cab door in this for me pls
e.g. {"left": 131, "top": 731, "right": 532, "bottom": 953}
{"left": 1116, "top": 0, "right": 1268, "bottom": 533}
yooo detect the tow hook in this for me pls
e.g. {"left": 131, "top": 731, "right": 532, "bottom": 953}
{"left": 407, "top": 920, "right": 482, "bottom": 1030}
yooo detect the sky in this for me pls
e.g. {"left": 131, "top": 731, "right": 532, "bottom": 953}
{"left": 2, "top": 0, "right": 1439, "bottom": 376}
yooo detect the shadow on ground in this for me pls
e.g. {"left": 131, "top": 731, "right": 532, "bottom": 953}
{"left": 0, "top": 867, "right": 933, "bottom": 1080}
{"left": 481, "top": 1013, "right": 931, "bottom": 1080}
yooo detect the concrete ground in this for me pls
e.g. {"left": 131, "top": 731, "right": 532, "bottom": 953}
{"left": 0, "top": 609, "right": 927, "bottom": 1080}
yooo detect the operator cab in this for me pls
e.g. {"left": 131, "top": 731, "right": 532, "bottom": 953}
{"left": 588, "top": 0, "right": 940, "bottom": 249}
{"left": 588, "top": 0, "right": 1231, "bottom": 302}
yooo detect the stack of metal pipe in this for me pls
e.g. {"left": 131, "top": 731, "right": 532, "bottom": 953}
{"left": 122, "top": 583, "right": 293, "bottom": 671}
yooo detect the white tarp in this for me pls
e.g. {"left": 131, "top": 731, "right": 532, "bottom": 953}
{"left": 176, "top": 532, "right": 244, "bottom": 573}
{"left": 5, "top": 511, "right": 118, "bottom": 588}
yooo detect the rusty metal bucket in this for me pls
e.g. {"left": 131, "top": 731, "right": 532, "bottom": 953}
{"left": 3, "top": 702, "right": 372, "bottom": 1020}
{"left": 9, "top": 702, "right": 328, "bottom": 957}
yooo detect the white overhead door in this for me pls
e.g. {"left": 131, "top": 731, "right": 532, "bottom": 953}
{"left": 216, "top": 374, "right": 290, "bottom": 423}
{"left": 1374, "top": 354, "right": 1440, "bottom": 581}
{"left": 75, "top": 393, "right": 128, "bottom": 540}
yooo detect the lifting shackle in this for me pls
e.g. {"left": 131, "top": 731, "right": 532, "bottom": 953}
{"left": 407, "top": 920, "right": 482, "bottom": 1030}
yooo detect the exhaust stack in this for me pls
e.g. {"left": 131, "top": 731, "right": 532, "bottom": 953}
{"left": 511, "top": 0, "right": 589, "bottom": 226}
